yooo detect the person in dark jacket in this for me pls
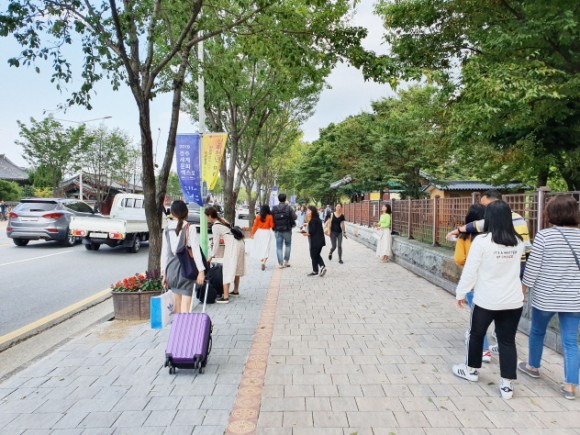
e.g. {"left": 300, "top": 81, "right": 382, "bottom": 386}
{"left": 303, "top": 205, "right": 327, "bottom": 277}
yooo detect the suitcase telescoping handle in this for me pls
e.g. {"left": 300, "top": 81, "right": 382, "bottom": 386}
{"left": 190, "top": 279, "right": 210, "bottom": 314}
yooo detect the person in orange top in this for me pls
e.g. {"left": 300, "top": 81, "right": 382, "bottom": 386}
{"left": 251, "top": 205, "right": 275, "bottom": 270}
{"left": 453, "top": 204, "right": 493, "bottom": 361}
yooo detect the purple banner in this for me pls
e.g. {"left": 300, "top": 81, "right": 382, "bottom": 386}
{"left": 175, "top": 134, "right": 203, "bottom": 206}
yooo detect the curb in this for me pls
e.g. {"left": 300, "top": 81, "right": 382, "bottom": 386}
{"left": 0, "top": 288, "right": 113, "bottom": 352}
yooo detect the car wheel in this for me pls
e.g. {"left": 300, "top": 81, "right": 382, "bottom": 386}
{"left": 90, "top": 242, "right": 101, "bottom": 251}
{"left": 127, "top": 235, "right": 141, "bottom": 253}
{"left": 84, "top": 243, "right": 93, "bottom": 251}
{"left": 13, "top": 238, "right": 29, "bottom": 247}
{"left": 60, "top": 231, "right": 76, "bottom": 247}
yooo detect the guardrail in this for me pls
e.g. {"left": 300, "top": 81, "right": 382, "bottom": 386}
{"left": 343, "top": 188, "right": 580, "bottom": 248}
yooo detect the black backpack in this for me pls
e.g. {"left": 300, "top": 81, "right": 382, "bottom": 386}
{"left": 273, "top": 205, "right": 292, "bottom": 232}
{"left": 230, "top": 226, "right": 244, "bottom": 240}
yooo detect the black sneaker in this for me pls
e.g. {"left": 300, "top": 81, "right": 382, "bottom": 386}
{"left": 307, "top": 272, "right": 318, "bottom": 276}
{"left": 319, "top": 266, "right": 327, "bottom": 277}
{"left": 339, "top": 259, "right": 344, "bottom": 264}
{"left": 329, "top": 253, "right": 332, "bottom": 260}
{"left": 215, "top": 296, "right": 230, "bottom": 304}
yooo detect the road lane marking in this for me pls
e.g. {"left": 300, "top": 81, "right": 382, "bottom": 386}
{"left": 0, "top": 287, "right": 112, "bottom": 348}
{"left": 0, "top": 250, "right": 72, "bottom": 267}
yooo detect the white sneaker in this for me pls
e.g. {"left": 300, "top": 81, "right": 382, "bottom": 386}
{"left": 278, "top": 264, "right": 285, "bottom": 269}
{"left": 283, "top": 261, "right": 290, "bottom": 267}
{"left": 499, "top": 378, "right": 513, "bottom": 399}
{"left": 319, "top": 266, "right": 327, "bottom": 277}
{"left": 489, "top": 344, "right": 499, "bottom": 354}
{"left": 482, "top": 351, "right": 492, "bottom": 363}
{"left": 452, "top": 364, "right": 479, "bottom": 382}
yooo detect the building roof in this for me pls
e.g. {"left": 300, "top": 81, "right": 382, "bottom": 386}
{"left": 0, "top": 154, "right": 28, "bottom": 181}
{"left": 425, "top": 180, "right": 528, "bottom": 191}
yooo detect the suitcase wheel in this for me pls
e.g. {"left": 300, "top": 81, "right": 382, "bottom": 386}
{"left": 199, "top": 366, "right": 204, "bottom": 374}
{"left": 168, "top": 364, "right": 176, "bottom": 375}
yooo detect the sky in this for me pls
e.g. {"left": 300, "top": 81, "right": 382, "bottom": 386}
{"left": 0, "top": 1, "right": 394, "bottom": 168}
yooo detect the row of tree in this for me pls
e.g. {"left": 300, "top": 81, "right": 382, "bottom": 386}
{"left": 15, "top": 117, "right": 140, "bottom": 204}
{"left": 4, "top": 0, "right": 578, "bottom": 271}
{"left": 278, "top": 0, "right": 580, "bottom": 201}
{"left": 2, "top": 0, "right": 368, "bottom": 271}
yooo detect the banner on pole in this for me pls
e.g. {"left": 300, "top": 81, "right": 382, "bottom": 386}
{"left": 176, "top": 134, "right": 203, "bottom": 206}
{"left": 202, "top": 133, "right": 228, "bottom": 191}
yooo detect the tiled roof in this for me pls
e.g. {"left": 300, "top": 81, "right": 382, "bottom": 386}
{"left": 0, "top": 154, "right": 28, "bottom": 181}
{"left": 426, "top": 180, "right": 527, "bottom": 191}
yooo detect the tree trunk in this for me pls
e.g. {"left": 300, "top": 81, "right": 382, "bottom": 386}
{"left": 220, "top": 135, "right": 240, "bottom": 224}
{"left": 137, "top": 100, "right": 164, "bottom": 274}
{"left": 536, "top": 166, "right": 549, "bottom": 188}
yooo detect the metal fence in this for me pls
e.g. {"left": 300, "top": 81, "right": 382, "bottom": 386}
{"left": 343, "top": 188, "right": 580, "bottom": 249}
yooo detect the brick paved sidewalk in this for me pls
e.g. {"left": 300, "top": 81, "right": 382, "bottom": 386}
{"left": 1, "top": 232, "right": 579, "bottom": 434}
{"left": 250, "top": 234, "right": 580, "bottom": 434}
{"left": 0, "top": 245, "right": 274, "bottom": 435}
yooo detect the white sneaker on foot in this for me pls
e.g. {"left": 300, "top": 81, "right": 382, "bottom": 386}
{"left": 452, "top": 364, "right": 479, "bottom": 382}
{"left": 319, "top": 266, "right": 327, "bottom": 277}
{"left": 482, "top": 351, "right": 492, "bottom": 363}
{"left": 499, "top": 378, "right": 513, "bottom": 399}
{"left": 489, "top": 344, "right": 499, "bottom": 354}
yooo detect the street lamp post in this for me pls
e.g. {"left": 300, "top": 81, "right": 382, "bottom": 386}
{"left": 53, "top": 116, "right": 112, "bottom": 200}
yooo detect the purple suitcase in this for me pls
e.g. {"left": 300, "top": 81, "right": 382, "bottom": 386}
{"left": 165, "top": 282, "right": 212, "bottom": 374}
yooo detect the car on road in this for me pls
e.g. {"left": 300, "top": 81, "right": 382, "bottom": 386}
{"left": 7, "top": 198, "right": 100, "bottom": 247}
{"left": 186, "top": 203, "right": 201, "bottom": 225}
{"left": 236, "top": 205, "right": 250, "bottom": 220}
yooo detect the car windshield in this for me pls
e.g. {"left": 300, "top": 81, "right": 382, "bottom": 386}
{"left": 187, "top": 204, "right": 200, "bottom": 212}
{"left": 16, "top": 202, "right": 57, "bottom": 212}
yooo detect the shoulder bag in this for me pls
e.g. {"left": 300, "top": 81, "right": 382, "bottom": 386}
{"left": 175, "top": 224, "right": 208, "bottom": 280}
{"left": 555, "top": 228, "right": 580, "bottom": 271}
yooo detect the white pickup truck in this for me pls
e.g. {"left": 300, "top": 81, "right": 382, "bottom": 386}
{"left": 69, "top": 193, "right": 151, "bottom": 253}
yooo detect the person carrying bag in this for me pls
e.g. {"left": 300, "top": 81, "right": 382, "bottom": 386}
{"left": 161, "top": 201, "right": 206, "bottom": 313}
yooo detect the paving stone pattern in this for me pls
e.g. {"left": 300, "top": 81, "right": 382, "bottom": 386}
{"left": 254, "top": 234, "right": 580, "bottom": 434}
{"left": 1, "top": 233, "right": 580, "bottom": 434}
{"left": 0, "top": 247, "right": 273, "bottom": 435}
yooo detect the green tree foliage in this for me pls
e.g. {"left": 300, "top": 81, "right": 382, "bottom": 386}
{"left": 0, "top": 180, "right": 22, "bottom": 201}
{"left": 184, "top": 0, "right": 363, "bottom": 222}
{"left": 83, "top": 126, "right": 131, "bottom": 203}
{"left": 16, "top": 117, "right": 84, "bottom": 192}
{"left": 1, "top": 0, "right": 282, "bottom": 272}
{"left": 281, "top": 85, "right": 449, "bottom": 200}
{"left": 372, "top": 0, "right": 580, "bottom": 190}
{"left": 370, "top": 85, "right": 449, "bottom": 198}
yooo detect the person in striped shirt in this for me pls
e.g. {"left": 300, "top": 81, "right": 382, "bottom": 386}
{"left": 518, "top": 195, "right": 580, "bottom": 400}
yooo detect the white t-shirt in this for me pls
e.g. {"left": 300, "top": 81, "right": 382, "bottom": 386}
{"left": 455, "top": 233, "right": 524, "bottom": 310}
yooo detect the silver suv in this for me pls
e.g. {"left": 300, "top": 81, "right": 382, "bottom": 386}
{"left": 7, "top": 198, "right": 98, "bottom": 247}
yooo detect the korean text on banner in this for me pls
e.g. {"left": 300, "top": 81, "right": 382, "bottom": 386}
{"left": 176, "top": 134, "right": 203, "bottom": 206}
{"left": 202, "top": 133, "right": 228, "bottom": 191}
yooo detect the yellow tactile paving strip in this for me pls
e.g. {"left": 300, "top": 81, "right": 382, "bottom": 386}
{"left": 225, "top": 268, "right": 281, "bottom": 435}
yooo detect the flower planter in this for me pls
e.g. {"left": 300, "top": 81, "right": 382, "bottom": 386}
{"left": 111, "top": 290, "right": 162, "bottom": 321}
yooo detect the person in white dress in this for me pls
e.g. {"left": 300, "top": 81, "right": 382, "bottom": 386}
{"left": 250, "top": 205, "right": 274, "bottom": 270}
{"left": 204, "top": 206, "right": 245, "bottom": 304}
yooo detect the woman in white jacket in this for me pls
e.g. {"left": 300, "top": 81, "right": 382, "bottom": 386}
{"left": 452, "top": 200, "right": 524, "bottom": 400}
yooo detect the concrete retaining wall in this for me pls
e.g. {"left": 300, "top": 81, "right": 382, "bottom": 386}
{"left": 346, "top": 222, "right": 563, "bottom": 354}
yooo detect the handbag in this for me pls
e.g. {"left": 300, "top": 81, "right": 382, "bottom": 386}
{"left": 150, "top": 290, "right": 174, "bottom": 329}
{"left": 171, "top": 224, "right": 208, "bottom": 280}
{"left": 324, "top": 219, "right": 331, "bottom": 237}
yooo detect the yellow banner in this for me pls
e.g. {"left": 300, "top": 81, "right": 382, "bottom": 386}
{"left": 201, "top": 133, "right": 228, "bottom": 191}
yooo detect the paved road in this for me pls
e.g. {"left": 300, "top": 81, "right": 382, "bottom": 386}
{"left": 0, "top": 220, "right": 148, "bottom": 336}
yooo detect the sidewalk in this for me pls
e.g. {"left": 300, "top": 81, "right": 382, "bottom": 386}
{"left": 1, "top": 233, "right": 579, "bottom": 434}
